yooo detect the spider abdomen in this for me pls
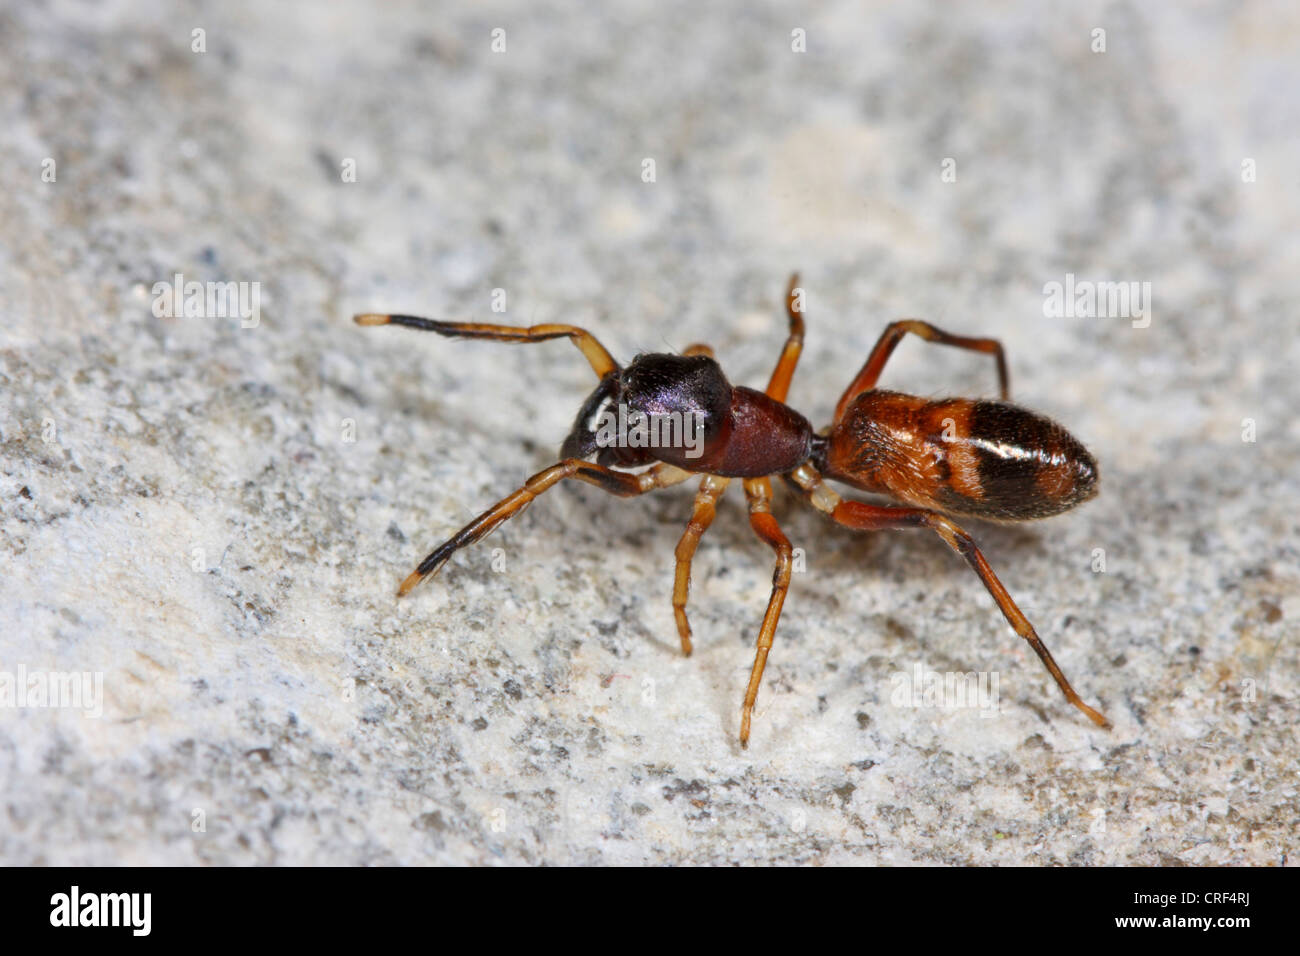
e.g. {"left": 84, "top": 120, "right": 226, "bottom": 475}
{"left": 818, "top": 389, "right": 1098, "bottom": 521}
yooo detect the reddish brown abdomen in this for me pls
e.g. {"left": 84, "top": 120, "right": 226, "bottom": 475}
{"left": 818, "top": 390, "right": 1098, "bottom": 521}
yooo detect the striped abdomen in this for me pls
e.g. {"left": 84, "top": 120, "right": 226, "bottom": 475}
{"left": 816, "top": 390, "right": 1098, "bottom": 521}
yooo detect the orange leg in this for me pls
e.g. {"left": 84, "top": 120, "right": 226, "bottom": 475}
{"left": 787, "top": 461, "right": 1108, "bottom": 729}
{"left": 671, "top": 474, "right": 731, "bottom": 656}
{"left": 765, "top": 272, "right": 806, "bottom": 403}
{"left": 834, "top": 320, "right": 1009, "bottom": 423}
{"left": 664, "top": 343, "right": 731, "bottom": 654}
{"left": 398, "top": 460, "right": 691, "bottom": 596}
{"left": 728, "top": 276, "right": 811, "bottom": 744}
{"left": 739, "top": 477, "right": 794, "bottom": 748}
{"left": 354, "top": 314, "right": 619, "bottom": 379}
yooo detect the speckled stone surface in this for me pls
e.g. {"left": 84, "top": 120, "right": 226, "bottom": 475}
{"left": 1, "top": 0, "right": 1296, "bottom": 865}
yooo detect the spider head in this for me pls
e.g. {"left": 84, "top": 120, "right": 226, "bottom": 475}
{"left": 560, "top": 352, "right": 733, "bottom": 467}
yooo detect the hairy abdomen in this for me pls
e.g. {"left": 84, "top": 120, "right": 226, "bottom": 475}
{"left": 817, "top": 390, "right": 1098, "bottom": 521}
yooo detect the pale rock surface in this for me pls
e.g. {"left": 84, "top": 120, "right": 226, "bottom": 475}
{"left": 1, "top": 0, "right": 1296, "bottom": 864}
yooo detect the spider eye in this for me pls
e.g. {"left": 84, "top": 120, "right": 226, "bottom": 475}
{"left": 585, "top": 393, "right": 615, "bottom": 433}
{"left": 561, "top": 372, "right": 621, "bottom": 460}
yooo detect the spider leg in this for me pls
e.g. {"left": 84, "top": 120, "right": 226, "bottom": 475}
{"left": 784, "top": 463, "right": 1109, "bottom": 729}
{"left": 398, "top": 460, "right": 691, "bottom": 596}
{"left": 764, "top": 272, "right": 805, "bottom": 403}
{"left": 684, "top": 277, "right": 806, "bottom": 743}
{"left": 739, "top": 477, "right": 795, "bottom": 748}
{"left": 354, "top": 314, "right": 618, "bottom": 379}
{"left": 671, "top": 474, "right": 730, "bottom": 655}
{"left": 834, "top": 320, "right": 1009, "bottom": 423}
{"left": 653, "top": 347, "right": 731, "bottom": 655}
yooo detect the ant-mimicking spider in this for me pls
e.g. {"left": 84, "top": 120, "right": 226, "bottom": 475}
{"left": 355, "top": 274, "right": 1110, "bottom": 747}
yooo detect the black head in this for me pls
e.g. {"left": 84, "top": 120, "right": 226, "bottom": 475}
{"left": 560, "top": 353, "right": 734, "bottom": 466}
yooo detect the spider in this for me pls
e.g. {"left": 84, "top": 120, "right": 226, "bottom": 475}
{"left": 355, "top": 274, "right": 1110, "bottom": 747}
